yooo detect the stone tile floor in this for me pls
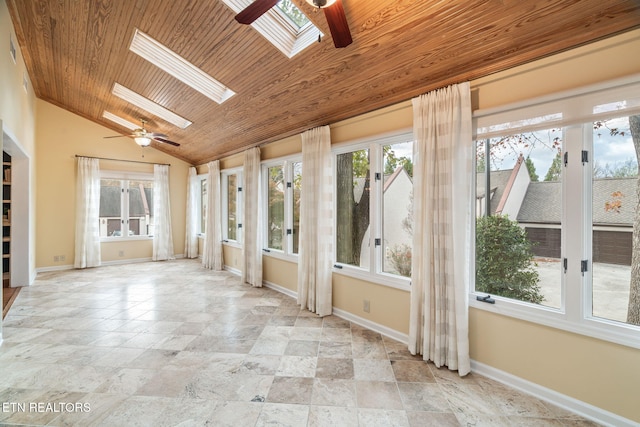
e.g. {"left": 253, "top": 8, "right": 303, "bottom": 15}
{"left": 0, "top": 259, "right": 599, "bottom": 426}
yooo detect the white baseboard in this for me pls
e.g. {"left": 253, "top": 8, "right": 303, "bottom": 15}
{"left": 224, "top": 265, "right": 242, "bottom": 276}
{"left": 263, "top": 280, "right": 297, "bottom": 299}
{"left": 261, "top": 280, "right": 409, "bottom": 344}
{"left": 331, "top": 307, "right": 409, "bottom": 344}
{"left": 35, "top": 255, "right": 186, "bottom": 274}
{"left": 470, "top": 360, "right": 637, "bottom": 427}
{"left": 35, "top": 264, "right": 74, "bottom": 273}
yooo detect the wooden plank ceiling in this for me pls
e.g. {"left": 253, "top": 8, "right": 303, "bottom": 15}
{"left": 7, "top": 0, "right": 640, "bottom": 165}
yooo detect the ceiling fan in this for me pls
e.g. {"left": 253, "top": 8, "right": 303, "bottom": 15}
{"left": 235, "top": 0, "right": 352, "bottom": 48}
{"left": 104, "top": 119, "right": 180, "bottom": 147}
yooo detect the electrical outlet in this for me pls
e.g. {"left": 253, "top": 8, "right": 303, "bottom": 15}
{"left": 363, "top": 299, "right": 370, "bottom": 313}
{"left": 53, "top": 255, "right": 59, "bottom": 262}
{"left": 60, "top": 255, "right": 65, "bottom": 261}
{"left": 118, "top": 250, "right": 125, "bottom": 257}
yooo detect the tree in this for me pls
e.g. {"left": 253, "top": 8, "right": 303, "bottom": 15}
{"left": 384, "top": 145, "right": 413, "bottom": 177}
{"left": 525, "top": 155, "right": 539, "bottom": 181}
{"left": 336, "top": 150, "right": 370, "bottom": 265}
{"left": 627, "top": 115, "right": 640, "bottom": 325}
{"left": 595, "top": 116, "right": 640, "bottom": 325}
{"left": 267, "top": 166, "right": 285, "bottom": 249}
{"left": 593, "top": 158, "right": 638, "bottom": 178}
{"left": 476, "top": 152, "right": 486, "bottom": 173}
{"left": 544, "top": 150, "right": 562, "bottom": 181}
{"left": 476, "top": 215, "right": 544, "bottom": 304}
{"left": 276, "top": 0, "right": 308, "bottom": 27}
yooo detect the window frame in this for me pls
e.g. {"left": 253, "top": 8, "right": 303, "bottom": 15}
{"left": 221, "top": 168, "right": 243, "bottom": 247}
{"left": 99, "top": 171, "right": 154, "bottom": 242}
{"left": 261, "top": 155, "right": 301, "bottom": 260}
{"left": 332, "top": 130, "right": 414, "bottom": 291}
{"left": 470, "top": 74, "right": 640, "bottom": 349}
{"left": 196, "top": 173, "right": 207, "bottom": 237}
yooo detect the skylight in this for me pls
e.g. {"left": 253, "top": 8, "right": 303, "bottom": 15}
{"left": 130, "top": 29, "right": 235, "bottom": 105}
{"left": 222, "top": 0, "right": 322, "bottom": 58}
{"left": 276, "top": 0, "right": 310, "bottom": 30}
{"left": 102, "top": 111, "right": 139, "bottom": 130}
{"left": 112, "top": 83, "right": 192, "bottom": 129}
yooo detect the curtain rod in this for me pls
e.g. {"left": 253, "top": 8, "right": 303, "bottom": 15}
{"left": 75, "top": 155, "right": 170, "bottom": 166}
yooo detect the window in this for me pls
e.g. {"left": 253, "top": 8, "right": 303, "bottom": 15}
{"left": 263, "top": 160, "right": 301, "bottom": 255}
{"left": 99, "top": 174, "right": 153, "bottom": 239}
{"left": 222, "top": 170, "right": 243, "bottom": 243}
{"left": 472, "top": 76, "right": 640, "bottom": 348}
{"left": 199, "top": 175, "right": 207, "bottom": 234}
{"left": 334, "top": 134, "right": 414, "bottom": 287}
{"left": 267, "top": 165, "right": 285, "bottom": 250}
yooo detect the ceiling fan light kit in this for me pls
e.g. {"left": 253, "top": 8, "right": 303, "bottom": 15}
{"left": 305, "top": 0, "right": 337, "bottom": 8}
{"left": 134, "top": 136, "right": 152, "bottom": 147}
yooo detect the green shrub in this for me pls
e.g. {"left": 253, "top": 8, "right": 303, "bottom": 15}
{"left": 387, "top": 243, "right": 412, "bottom": 277}
{"left": 475, "top": 215, "right": 544, "bottom": 304}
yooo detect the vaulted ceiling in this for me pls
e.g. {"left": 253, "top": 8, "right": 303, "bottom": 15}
{"left": 7, "top": 0, "right": 640, "bottom": 165}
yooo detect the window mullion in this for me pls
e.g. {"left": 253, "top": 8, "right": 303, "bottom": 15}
{"left": 370, "top": 144, "right": 382, "bottom": 274}
{"left": 122, "top": 181, "right": 129, "bottom": 235}
{"left": 238, "top": 173, "right": 243, "bottom": 243}
{"left": 563, "top": 125, "right": 587, "bottom": 323}
{"left": 284, "top": 161, "right": 293, "bottom": 255}
{"left": 581, "top": 123, "right": 594, "bottom": 322}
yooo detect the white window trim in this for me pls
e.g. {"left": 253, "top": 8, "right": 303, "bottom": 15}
{"left": 221, "top": 168, "right": 243, "bottom": 246}
{"left": 261, "top": 155, "right": 301, "bottom": 260}
{"left": 196, "top": 173, "right": 207, "bottom": 237}
{"left": 332, "top": 130, "right": 414, "bottom": 291}
{"left": 471, "top": 74, "right": 640, "bottom": 350}
{"left": 99, "top": 171, "right": 154, "bottom": 242}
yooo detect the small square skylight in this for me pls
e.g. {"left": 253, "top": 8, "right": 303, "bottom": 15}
{"left": 112, "top": 83, "right": 192, "bottom": 129}
{"left": 276, "top": 0, "right": 311, "bottom": 30}
{"left": 223, "top": 0, "right": 322, "bottom": 58}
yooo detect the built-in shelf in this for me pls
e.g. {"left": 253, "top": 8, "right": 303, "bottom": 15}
{"left": 3, "top": 153, "right": 11, "bottom": 288}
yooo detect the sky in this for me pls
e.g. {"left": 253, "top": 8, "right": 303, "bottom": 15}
{"left": 483, "top": 116, "right": 636, "bottom": 178}
{"left": 384, "top": 117, "right": 636, "bottom": 179}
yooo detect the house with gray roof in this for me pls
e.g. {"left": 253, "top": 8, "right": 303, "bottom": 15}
{"left": 479, "top": 155, "right": 635, "bottom": 266}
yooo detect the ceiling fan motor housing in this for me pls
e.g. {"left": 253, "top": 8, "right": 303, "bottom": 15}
{"left": 308, "top": 0, "right": 332, "bottom": 8}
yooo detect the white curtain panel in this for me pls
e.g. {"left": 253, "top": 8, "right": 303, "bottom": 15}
{"left": 241, "top": 147, "right": 263, "bottom": 287}
{"left": 184, "top": 167, "right": 199, "bottom": 259}
{"left": 297, "top": 126, "right": 334, "bottom": 316}
{"left": 152, "top": 164, "right": 175, "bottom": 261}
{"left": 202, "top": 160, "right": 224, "bottom": 270}
{"left": 409, "top": 82, "right": 473, "bottom": 376}
{"left": 74, "top": 157, "right": 101, "bottom": 268}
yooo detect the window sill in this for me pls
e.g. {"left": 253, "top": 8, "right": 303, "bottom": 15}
{"left": 100, "top": 236, "right": 153, "bottom": 243}
{"left": 333, "top": 265, "right": 411, "bottom": 292}
{"left": 469, "top": 293, "right": 640, "bottom": 350}
{"left": 262, "top": 249, "right": 298, "bottom": 263}
{"left": 223, "top": 240, "right": 242, "bottom": 249}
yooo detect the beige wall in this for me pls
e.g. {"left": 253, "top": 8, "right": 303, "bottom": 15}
{"left": 0, "top": 0, "right": 38, "bottom": 349}
{"left": 35, "top": 100, "right": 191, "bottom": 268}
{"left": 215, "top": 29, "right": 640, "bottom": 423}
{"left": 0, "top": 1, "right": 36, "bottom": 152}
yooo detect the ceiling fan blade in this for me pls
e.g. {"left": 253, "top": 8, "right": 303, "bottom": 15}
{"left": 235, "top": 0, "right": 279, "bottom": 25}
{"left": 153, "top": 137, "right": 180, "bottom": 147}
{"left": 324, "top": 0, "right": 352, "bottom": 48}
{"left": 103, "top": 135, "right": 131, "bottom": 139}
{"left": 149, "top": 132, "right": 168, "bottom": 139}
